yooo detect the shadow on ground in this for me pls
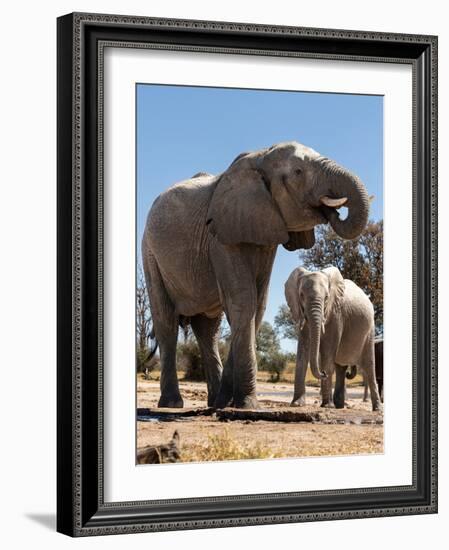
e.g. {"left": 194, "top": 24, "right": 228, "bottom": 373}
{"left": 25, "top": 513, "right": 56, "bottom": 531}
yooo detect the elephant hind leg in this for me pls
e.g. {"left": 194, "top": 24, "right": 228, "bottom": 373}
{"left": 363, "top": 376, "right": 369, "bottom": 402}
{"left": 214, "top": 352, "right": 234, "bottom": 409}
{"left": 190, "top": 314, "right": 223, "bottom": 406}
{"left": 360, "top": 337, "right": 381, "bottom": 412}
{"left": 144, "top": 254, "right": 183, "bottom": 408}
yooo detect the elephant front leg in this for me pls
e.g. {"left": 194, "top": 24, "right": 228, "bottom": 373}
{"left": 319, "top": 358, "right": 335, "bottom": 408}
{"left": 210, "top": 246, "right": 262, "bottom": 409}
{"left": 214, "top": 352, "right": 234, "bottom": 409}
{"left": 333, "top": 366, "right": 347, "bottom": 409}
{"left": 320, "top": 375, "right": 334, "bottom": 407}
{"left": 292, "top": 334, "right": 308, "bottom": 406}
{"left": 319, "top": 352, "right": 335, "bottom": 407}
{"left": 231, "top": 319, "right": 259, "bottom": 409}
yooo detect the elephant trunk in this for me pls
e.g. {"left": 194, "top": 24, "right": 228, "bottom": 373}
{"left": 315, "top": 157, "right": 370, "bottom": 240}
{"left": 307, "top": 299, "right": 327, "bottom": 380}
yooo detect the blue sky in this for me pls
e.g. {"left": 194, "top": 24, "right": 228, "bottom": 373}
{"left": 137, "top": 84, "right": 383, "bottom": 352}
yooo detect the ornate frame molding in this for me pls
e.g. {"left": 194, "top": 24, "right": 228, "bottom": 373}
{"left": 57, "top": 12, "right": 437, "bottom": 537}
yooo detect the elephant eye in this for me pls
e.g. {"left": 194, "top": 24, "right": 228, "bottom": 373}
{"left": 295, "top": 168, "right": 303, "bottom": 176}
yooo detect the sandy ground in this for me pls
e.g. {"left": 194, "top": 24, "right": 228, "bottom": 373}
{"left": 137, "top": 379, "right": 383, "bottom": 462}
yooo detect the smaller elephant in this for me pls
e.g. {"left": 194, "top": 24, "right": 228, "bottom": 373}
{"left": 285, "top": 266, "right": 381, "bottom": 411}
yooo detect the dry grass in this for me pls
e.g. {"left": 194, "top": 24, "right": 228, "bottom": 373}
{"left": 181, "top": 428, "right": 283, "bottom": 462}
{"left": 137, "top": 377, "right": 383, "bottom": 463}
{"left": 138, "top": 421, "right": 384, "bottom": 463}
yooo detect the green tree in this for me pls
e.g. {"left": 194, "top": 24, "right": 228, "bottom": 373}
{"left": 259, "top": 351, "right": 288, "bottom": 383}
{"left": 255, "top": 321, "right": 288, "bottom": 382}
{"left": 274, "top": 304, "right": 297, "bottom": 340}
{"left": 256, "top": 321, "right": 280, "bottom": 358}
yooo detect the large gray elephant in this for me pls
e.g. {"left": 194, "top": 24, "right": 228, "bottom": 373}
{"left": 285, "top": 266, "right": 381, "bottom": 411}
{"left": 142, "top": 142, "right": 370, "bottom": 409}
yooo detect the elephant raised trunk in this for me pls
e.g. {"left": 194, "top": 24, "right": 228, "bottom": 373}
{"left": 307, "top": 298, "right": 327, "bottom": 380}
{"left": 315, "top": 157, "right": 370, "bottom": 240}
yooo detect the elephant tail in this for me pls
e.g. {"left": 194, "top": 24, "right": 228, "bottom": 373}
{"left": 148, "top": 329, "right": 159, "bottom": 360}
{"left": 179, "top": 315, "right": 191, "bottom": 340}
{"left": 345, "top": 365, "right": 357, "bottom": 380}
{"left": 142, "top": 327, "right": 159, "bottom": 364}
{"left": 142, "top": 315, "right": 191, "bottom": 365}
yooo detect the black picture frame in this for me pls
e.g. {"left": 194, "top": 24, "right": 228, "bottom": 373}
{"left": 57, "top": 12, "right": 438, "bottom": 537}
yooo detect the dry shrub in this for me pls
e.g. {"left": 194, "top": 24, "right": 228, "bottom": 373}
{"left": 178, "top": 339, "right": 204, "bottom": 381}
{"left": 182, "top": 429, "right": 282, "bottom": 462}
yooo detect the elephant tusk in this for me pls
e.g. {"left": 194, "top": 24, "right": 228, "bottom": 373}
{"left": 320, "top": 196, "right": 348, "bottom": 208}
{"left": 321, "top": 321, "right": 326, "bottom": 335}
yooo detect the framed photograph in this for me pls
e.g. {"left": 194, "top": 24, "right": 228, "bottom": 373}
{"left": 57, "top": 12, "right": 438, "bottom": 536}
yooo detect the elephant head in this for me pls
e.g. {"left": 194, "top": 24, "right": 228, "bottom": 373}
{"left": 285, "top": 266, "right": 345, "bottom": 380}
{"left": 206, "top": 142, "right": 370, "bottom": 250}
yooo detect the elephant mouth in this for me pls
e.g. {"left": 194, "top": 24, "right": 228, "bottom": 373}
{"left": 318, "top": 204, "right": 341, "bottom": 223}
{"left": 285, "top": 204, "right": 343, "bottom": 237}
{"left": 283, "top": 230, "right": 315, "bottom": 251}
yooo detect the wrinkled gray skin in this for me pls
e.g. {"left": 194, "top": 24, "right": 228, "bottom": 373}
{"left": 142, "top": 142, "right": 370, "bottom": 409}
{"left": 285, "top": 267, "right": 381, "bottom": 411}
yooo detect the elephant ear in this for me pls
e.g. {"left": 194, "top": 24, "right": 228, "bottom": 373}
{"left": 282, "top": 229, "right": 315, "bottom": 251}
{"left": 322, "top": 266, "right": 345, "bottom": 313}
{"left": 285, "top": 267, "right": 309, "bottom": 327}
{"left": 206, "top": 168, "right": 289, "bottom": 246}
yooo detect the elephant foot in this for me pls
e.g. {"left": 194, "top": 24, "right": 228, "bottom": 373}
{"left": 214, "top": 392, "right": 233, "bottom": 409}
{"left": 232, "top": 395, "right": 259, "bottom": 409}
{"left": 214, "top": 379, "right": 234, "bottom": 409}
{"left": 158, "top": 394, "right": 184, "bottom": 408}
{"left": 372, "top": 402, "right": 382, "bottom": 412}
{"left": 333, "top": 395, "right": 345, "bottom": 409}
{"left": 291, "top": 396, "right": 306, "bottom": 407}
{"left": 320, "top": 401, "right": 335, "bottom": 409}
{"left": 206, "top": 382, "right": 222, "bottom": 408}
{"left": 207, "top": 394, "right": 219, "bottom": 407}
